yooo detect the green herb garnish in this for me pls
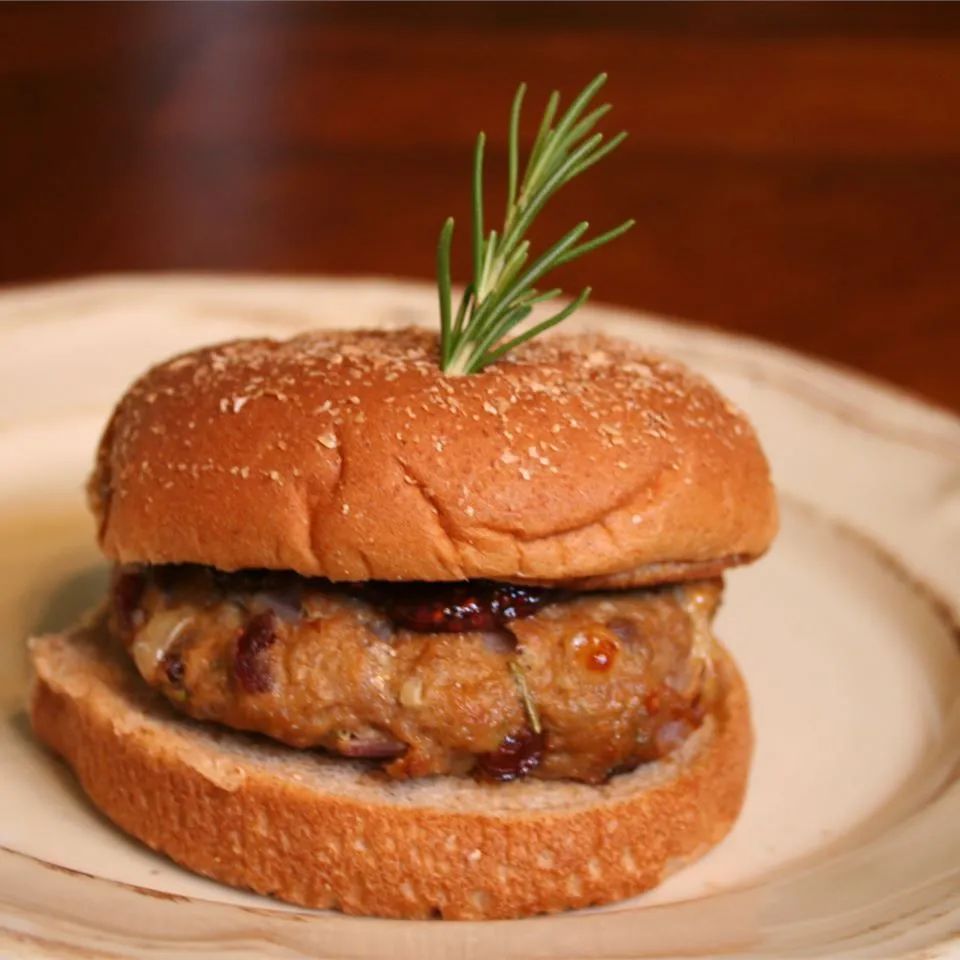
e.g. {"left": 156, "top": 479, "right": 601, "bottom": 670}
{"left": 436, "top": 73, "right": 634, "bottom": 376}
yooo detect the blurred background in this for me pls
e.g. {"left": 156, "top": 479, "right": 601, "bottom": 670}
{"left": 2, "top": 2, "right": 958, "bottom": 409}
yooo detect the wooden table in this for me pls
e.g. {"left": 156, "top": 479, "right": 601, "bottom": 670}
{"left": 2, "top": 3, "right": 958, "bottom": 410}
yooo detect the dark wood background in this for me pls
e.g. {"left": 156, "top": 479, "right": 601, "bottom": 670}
{"left": 2, "top": 2, "right": 959, "bottom": 410}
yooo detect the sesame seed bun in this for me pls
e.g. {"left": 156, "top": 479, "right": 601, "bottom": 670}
{"left": 90, "top": 329, "right": 776, "bottom": 585}
{"left": 29, "top": 617, "right": 751, "bottom": 920}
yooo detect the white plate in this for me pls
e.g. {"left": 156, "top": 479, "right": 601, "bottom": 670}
{"left": 0, "top": 275, "right": 957, "bottom": 959}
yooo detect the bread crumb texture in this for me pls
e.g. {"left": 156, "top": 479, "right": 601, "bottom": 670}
{"left": 89, "top": 329, "right": 777, "bottom": 583}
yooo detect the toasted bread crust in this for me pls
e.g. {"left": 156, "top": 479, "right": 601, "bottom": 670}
{"left": 89, "top": 329, "right": 777, "bottom": 585}
{"left": 29, "top": 622, "right": 751, "bottom": 920}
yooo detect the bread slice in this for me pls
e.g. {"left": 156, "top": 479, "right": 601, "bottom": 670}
{"left": 29, "top": 618, "right": 752, "bottom": 920}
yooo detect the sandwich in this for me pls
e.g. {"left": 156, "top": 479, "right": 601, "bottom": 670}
{"left": 28, "top": 75, "right": 777, "bottom": 920}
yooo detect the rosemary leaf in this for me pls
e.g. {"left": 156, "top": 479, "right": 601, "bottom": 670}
{"left": 495, "top": 240, "right": 530, "bottom": 298}
{"left": 487, "top": 288, "right": 591, "bottom": 363}
{"left": 472, "top": 133, "right": 486, "bottom": 284}
{"left": 545, "top": 72, "right": 609, "bottom": 156}
{"left": 451, "top": 282, "right": 474, "bottom": 343}
{"left": 524, "top": 90, "right": 560, "bottom": 194}
{"left": 522, "top": 72, "right": 607, "bottom": 198}
{"left": 436, "top": 217, "right": 455, "bottom": 363}
{"left": 497, "top": 134, "right": 604, "bottom": 262}
{"left": 506, "top": 83, "right": 525, "bottom": 220}
{"left": 568, "top": 130, "right": 629, "bottom": 180}
{"left": 519, "top": 287, "right": 563, "bottom": 307}
{"left": 556, "top": 218, "right": 636, "bottom": 267}
{"left": 487, "top": 221, "right": 590, "bottom": 320}
{"left": 567, "top": 103, "right": 612, "bottom": 144}
{"left": 467, "top": 304, "right": 534, "bottom": 374}
{"left": 508, "top": 660, "right": 542, "bottom": 735}
{"left": 477, "top": 229, "right": 498, "bottom": 302}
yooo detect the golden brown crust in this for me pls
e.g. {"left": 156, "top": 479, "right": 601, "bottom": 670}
{"left": 29, "top": 621, "right": 752, "bottom": 920}
{"left": 89, "top": 329, "right": 777, "bottom": 584}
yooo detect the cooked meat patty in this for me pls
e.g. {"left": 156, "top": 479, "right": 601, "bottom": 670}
{"left": 109, "top": 566, "right": 722, "bottom": 783}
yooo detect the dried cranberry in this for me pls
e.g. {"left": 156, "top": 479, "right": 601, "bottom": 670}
{"left": 366, "top": 581, "right": 554, "bottom": 633}
{"left": 475, "top": 729, "right": 546, "bottom": 781}
{"left": 150, "top": 564, "right": 187, "bottom": 592}
{"left": 111, "top": 569, "right": 146, "bottom": 637}
{"left": 234, "top": 610, "right": 278, "bottom": 693}
{"left": 163, "top": 651, "right": 185, "bottom": 687}
{"left": 491, "top": 583, "right": 552, "bottom": 622}
{"left": 332, "top": 730, "right": 407, "bottom": 759}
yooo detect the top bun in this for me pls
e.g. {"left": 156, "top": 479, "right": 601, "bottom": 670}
{"left": 90, "top": 328, "right": 776, "bottom": 586}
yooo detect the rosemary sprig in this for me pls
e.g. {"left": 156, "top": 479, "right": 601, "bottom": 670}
{"left": 436, "top": 73, "right": 634, "bottom": 375}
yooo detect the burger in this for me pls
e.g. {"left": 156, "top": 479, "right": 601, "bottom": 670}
{"left": 29, "top": 326, "right": 776, "bottom": 919}
{"left": 29, "top": 74, "right": 776, "bottom": 918}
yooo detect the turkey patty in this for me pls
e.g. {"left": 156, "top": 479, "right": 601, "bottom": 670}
{"left": 109, "top": 565, "right": 723, "bottom": 783}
